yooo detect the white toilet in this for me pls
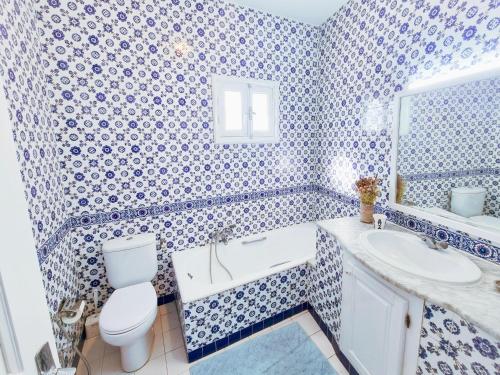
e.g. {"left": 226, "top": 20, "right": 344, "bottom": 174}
{"left": 450, "top": 187, "right": 486, "bottom": 218}
{"left": 99, "top": 234, "right": 158, "bottom": 372}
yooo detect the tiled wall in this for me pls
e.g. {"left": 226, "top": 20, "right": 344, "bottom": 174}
{"left": 1, "top": 0, "right": 499, "bottom": 364}
{"left": 37, "top": 0, "right": 321, "bottom": 311}
{"left": 179, "top": 264, "right": 308, "bottom": 354}
{"left": 33, "top": 0, "right": 500, "bottom": 316}
{"left": 398, "top": 77, "right": 499, "bottom": 215}
{"left": 314, "top": 0, "right": 500, "bottom": 259}
{"left": 418, "top": 302, "right": 500, "bottom": 374}
{"left": 308, "top": 227, "right": 344, "bottom": 343}
{"left": 315, "top": 0, "right": 499, "bottom": 210}
{"left": 74, "top": 190, "right": 316, "bottom": 302}
{"left": 0, "top": 0, "right": 79, "bottom": 365}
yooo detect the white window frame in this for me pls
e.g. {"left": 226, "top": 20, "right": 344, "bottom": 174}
{"left": 212, "top": 75, "right": 280, "bottom": 144}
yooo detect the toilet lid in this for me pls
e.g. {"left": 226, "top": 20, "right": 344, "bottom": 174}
{"left": 100, "top": 282, "right": 157, "bottom": 335}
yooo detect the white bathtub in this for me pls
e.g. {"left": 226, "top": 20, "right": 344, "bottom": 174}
{"left": 172, "top": 223, "right": 317, "bottom": 303}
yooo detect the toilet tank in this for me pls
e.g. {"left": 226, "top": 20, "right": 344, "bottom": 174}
{"left": 450, "top": 187, "right": 486, "bottom": 218}
{"left": 102, "top": 233, "right": 158, "bottom": 289}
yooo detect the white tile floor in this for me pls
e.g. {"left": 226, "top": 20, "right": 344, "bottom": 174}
{"left": 77, "top": 302, "right": 349, "bottom": 375}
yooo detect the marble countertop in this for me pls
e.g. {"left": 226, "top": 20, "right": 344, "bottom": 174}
{"left": 316, "top": 217, "right": 500, "bottom": 339}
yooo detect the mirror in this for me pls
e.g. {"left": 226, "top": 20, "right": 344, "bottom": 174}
{"left": 392, "top": 67, "right": 499, "bottom": 241}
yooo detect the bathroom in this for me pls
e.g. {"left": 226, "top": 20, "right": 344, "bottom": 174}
{"left": 0, "top": 0, "right": 498, "bottom": 374}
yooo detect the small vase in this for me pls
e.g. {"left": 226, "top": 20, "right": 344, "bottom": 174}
{"left": 360, "top": 203, "right": 374, "bottom": 224}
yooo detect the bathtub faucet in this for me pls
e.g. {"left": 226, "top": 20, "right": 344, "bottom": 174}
{"left": 212, "top": 224, "right": 236, "bottom": 245}
{"left": 209, "top": 224, "right": 235, "bottom": 283}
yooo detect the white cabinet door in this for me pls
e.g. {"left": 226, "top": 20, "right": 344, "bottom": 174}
{"left": 340, "top": 258, "right": 408, "bottom": 375}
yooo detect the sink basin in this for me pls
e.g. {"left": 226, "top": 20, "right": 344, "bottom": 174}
{"left": 358, "top": 230, "right": 482, "bottom": 285}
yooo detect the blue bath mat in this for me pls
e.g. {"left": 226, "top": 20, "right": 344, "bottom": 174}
{"left": 190, "top": 322, "right": 337, "bottom": 375}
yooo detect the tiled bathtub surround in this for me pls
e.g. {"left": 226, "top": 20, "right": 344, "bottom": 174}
{"left": 178, "top": 264, "right": 309, "bottom": 357}
{"left": 398, "top": 77, "right": 500, "bottom": 215}
{"left": 75, "top": 190, "right": 316, "bottom": 308}
{"left": 418, "top": 303, "right": 500, "bottom": 375}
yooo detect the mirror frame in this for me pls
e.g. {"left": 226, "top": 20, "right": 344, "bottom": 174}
{"left": 389, "top": 64, "right": 500, "bottom": 244}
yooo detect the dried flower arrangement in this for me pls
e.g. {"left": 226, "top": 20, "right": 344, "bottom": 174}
{"left": 355, "top": 176, "right": 381, "bottom": 205}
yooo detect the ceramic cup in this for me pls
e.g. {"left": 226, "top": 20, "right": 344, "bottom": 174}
{"left": 373, "top": 214, "right": 387, "bottom": 230}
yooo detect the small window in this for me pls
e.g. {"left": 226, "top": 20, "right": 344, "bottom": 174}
{"left": 212, "top": 75, "right": 279, "bottom": 144}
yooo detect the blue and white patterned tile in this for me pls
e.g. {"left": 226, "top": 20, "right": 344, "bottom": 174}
{"left": 1, "top": 0, "right": 499, "bottom": 365}
{"left": 315, "top": 0, "right": 500, "bottom": 242}
{"left": 0, "top": 0, "right": 78, "bottom": 364}
{"left": 418, "top": 302, "right": 500, "bottom": 374}
{"left": 75, "top": 192, "right": 316, "bottom": 315}
{"left": 307, "top": 227, "right": 344, "bottom": 343}
{"left": 180, "top": 264, "right": 308, "bottom": 352}
{"left": 37, "top": 0, "right": 321, "bottom": 218}
{"left": 398, "top": 77, "right": 499, "bottom": 215}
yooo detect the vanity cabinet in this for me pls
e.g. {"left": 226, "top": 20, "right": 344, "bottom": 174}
{"left": 340, "top": 253, "right": 423, "bottom": 375}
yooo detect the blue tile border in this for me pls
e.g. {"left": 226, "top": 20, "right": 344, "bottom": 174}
{"left": 314, "top": 185, "right": 362, "bottom": 208}
{"left": 157, "top": 292, "right": 176, "bottom": 306}
{"left": 36, "top": 218, "right": 73, "bottom": 265}
{"left": 383, "top": 207, "right": 500, "bottom": 264}
{"left": 36, "top": 183, "right": 500, "bottom": 267}
{"left": 71, "top": 185, "right": 315, "bottom": 228}
{"left": 402, "top": 168, "right": 499, "bottom": 182}
{"left": 36, "top": 184, "right": 316, "bottom": 265}
{"left": 186, "top": 302, "right": 310, "bottom": 363}
{"left": 317, "top": 186, "right": 500, "bottom": 265}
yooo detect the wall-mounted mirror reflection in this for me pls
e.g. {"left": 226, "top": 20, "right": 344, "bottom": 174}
{"left": 396, "top": 75, "right": 499, "bottom": 233}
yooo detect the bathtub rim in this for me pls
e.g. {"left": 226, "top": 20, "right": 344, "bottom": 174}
{"left": 173, "top": 250, "right": 314, "bottom": 304}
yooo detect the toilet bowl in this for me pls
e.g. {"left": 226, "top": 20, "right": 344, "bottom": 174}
{"left": 450, "top": 187, "right": 486, "bottom": 218}
{"left": 99, "top": 282, "right": 157, "bottom": 372}
{"left": 99, "top": 234, "right": 158, "bottom": 372}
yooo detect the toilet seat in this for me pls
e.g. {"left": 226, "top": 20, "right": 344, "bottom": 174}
{"left": 100, "top": 282, "right": 157, "bottom": 335}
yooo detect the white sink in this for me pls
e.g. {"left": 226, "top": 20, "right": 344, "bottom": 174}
{"left": 358, "top": 230, "right": 482, "bottom": 285}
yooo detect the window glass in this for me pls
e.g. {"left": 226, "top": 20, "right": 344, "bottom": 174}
{"left": 251, "top": 92, "right": 270, "bottom": 133}
{"left": 224, "top": 90, "right": 244, "bottom": 131}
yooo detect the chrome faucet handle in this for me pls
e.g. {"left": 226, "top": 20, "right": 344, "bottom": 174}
{"left": 225, "top": 224, "right": 236, "bottom": 232}
{"left": 210, "top": 224, "right": 236, "bottom": 245}
{"left": 222, "top": 224, "right": 236, "bottom": 236}
{"left": 418, "top": 234, "right": 448, "bottom": 250}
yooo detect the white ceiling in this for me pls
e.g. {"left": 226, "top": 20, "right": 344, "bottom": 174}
{"left": 225, "top": 0, "right": 348, "bottom": 26}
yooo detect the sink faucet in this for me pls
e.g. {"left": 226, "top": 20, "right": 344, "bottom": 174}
{"left": 418, "top": 234, "right": 448, "bottom": 250}
{"left": 211, "top": 224, "right": 236, "bottom": 245}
